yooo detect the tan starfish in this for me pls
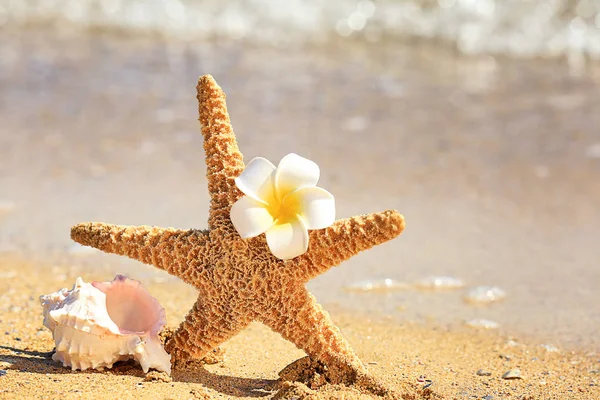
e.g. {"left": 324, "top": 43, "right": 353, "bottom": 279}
{"left": 71, "top": 75, "right": 405, "bottom": 393}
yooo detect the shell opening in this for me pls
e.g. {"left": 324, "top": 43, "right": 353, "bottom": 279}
{"left": 93, "top": 276, "right": 163, "bottom": 334}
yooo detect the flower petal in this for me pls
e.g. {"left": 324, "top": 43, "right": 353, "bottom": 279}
{"left": 230, "top": 196, "right": 275, "bottom": 239}
{"left": 235, "top": 157, "right": 276, "bottom": 203}
{"left": 265, "top": 215, "right": 309, "bottom": 260}
{"left": 274, "top": 153, "right": 320, "bottom": 200}
{"left": 283, "top": 187, "right": 335, "bottom": 230}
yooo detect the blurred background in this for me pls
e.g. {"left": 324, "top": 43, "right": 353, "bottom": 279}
{"left": 0, "top": 1, "right": 599, "bottom": 350}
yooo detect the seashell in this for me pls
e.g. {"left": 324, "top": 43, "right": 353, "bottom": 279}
{"left": 40, "top": 275, "right": 171, "bottom": 374}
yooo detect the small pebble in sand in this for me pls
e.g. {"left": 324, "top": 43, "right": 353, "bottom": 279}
{"left": 482, "top": 396, "right": 494, "bottom": 400}
{"left": 416, "top": 375, "right": 433, "bottom": 388}
{"left": 35, "top": 328, "right": 52, "bottom": 339}
{"left": 465, "top": 319, "right": 499, "bottom": 330}
{"left": 0, "top": 370, "right": 6, "bottom": 377}
{"left": 143, "top": 371, "right": 172, "bottom": 382}
{"left": 415, "top": 276, "right": 464, "bottom": 291}
{"left": 343, "top": 278, "right": 409, "bottom": 293}
{"left": 464, "top": 286, "right": 506, "bottom": 305}
{"left": 502, "top": 369, "right": 522, "bottom": 380}
{"left": 476, "top": 369, "right": 492, "bottom": 376}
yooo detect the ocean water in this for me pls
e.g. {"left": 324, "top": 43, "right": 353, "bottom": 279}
{"left": 3, "top": 0, "right": 600, "bottom": 58}
{"left": 0, "top": 2, "right": 599, "bottom": 350}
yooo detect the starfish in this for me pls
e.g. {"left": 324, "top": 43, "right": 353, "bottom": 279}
{"left": 71, "top": 75, "right": 405, "bottom": 392}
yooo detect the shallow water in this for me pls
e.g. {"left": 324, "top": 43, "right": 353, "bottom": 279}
{"left": 0, "top": 23, "right": 599, "bottom": 350}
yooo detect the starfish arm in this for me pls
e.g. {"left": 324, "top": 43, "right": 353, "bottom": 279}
{"left": 70, "top": 222, "right": 210, "bottom": 286}
{"left": 291, "top": 210, "right": 405, "bottom": 282}
{"left": 197, "top": 75, "right": 245, "bottom": 230}
{"left": 257, "top": 284, "right": 366, "bottom": 384}
{"left": 166, "top": 294, "right": 253, "bottom": 362}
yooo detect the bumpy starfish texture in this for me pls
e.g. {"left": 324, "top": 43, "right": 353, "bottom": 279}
{"left": 71, "top": 75, "right": 405, "bottom": 391}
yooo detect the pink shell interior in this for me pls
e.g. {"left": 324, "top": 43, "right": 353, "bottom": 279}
{"left": 92, "top": 275, "right": 166, "bottom": 335}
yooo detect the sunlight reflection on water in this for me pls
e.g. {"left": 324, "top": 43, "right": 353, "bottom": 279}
{"left": 4, "top": 0, "right": 600, "bottom": 59}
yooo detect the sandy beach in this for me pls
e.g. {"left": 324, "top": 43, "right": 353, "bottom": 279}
{"left": 0, "top": 257, "right": 597, "bottom": 399}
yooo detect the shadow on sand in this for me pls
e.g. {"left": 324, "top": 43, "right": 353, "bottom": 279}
{"left": 0, "top": 345, "right": 279, "bottom": 398}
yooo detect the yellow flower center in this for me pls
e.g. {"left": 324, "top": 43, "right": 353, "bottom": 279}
{"left": 266, "top": 193, "right": 299, "bottom": 225}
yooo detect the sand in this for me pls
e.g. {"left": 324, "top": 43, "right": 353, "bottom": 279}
{"left": 0, "top": 257, "right": 597, "bottom": 399}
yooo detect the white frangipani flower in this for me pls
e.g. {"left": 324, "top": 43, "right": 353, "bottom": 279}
{"left": 230, "top": 153, "right": 335, "bottom": 260}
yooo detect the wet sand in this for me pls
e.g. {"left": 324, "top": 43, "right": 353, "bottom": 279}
{"left": 0, "top": 257, "right": 598, "bottom": 399}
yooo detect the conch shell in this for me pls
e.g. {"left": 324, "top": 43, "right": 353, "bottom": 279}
{"left": 40, "top": 275, "right": 171, "bottom": 374}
